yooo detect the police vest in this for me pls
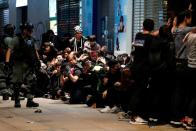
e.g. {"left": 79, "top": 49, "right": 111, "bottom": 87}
{"left": 12, "top": 34, "right": 37, "bottom": 66}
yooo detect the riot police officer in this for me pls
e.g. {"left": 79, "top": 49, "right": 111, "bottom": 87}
{"left": 5, "top": 22, "right": 40, "bottom": 108}
{"left": 0, "top": 24, "right": 15, "bottom": 100}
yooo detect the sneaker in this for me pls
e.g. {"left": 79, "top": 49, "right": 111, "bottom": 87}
{"left": 129, "top": 116, "right": 147, "bottom": 125}
{"left": 182, "top": 119, "right": 196, "bottom": 130}
{"left": 99, "top": 106, "right": 111, "bottom": 113}
{"left": 170, "top": 119, "right": 183, "bottom": 128}
{"left": 185, "top": 120, "right": 196, "bottom": 130}
{"left": 149, "top": 118, "right": 158, "bottom": 122}
{"left": 117, "top": 112, "right": 130, "bottom": 121}
{"left": 148, "top": 118, "right": 159, "bottom": 127}
{"left": 26, "top": 101, "right": 39, "bottom": 107}
{"left": 170, "top": 120, "right": 182, "bottom": 126}
{"left": 110, "top": 106, "right": 121, "bottom": 113}
{"left": 65, "top": 93, "right": 70, "bottom": 99}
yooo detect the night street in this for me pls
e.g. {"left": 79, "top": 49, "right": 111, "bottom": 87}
{"left": 0, "top": 0, "right": 196, "bottom": 130}
{"left": 0, "top": 97, "right": 184, "bottom": 131}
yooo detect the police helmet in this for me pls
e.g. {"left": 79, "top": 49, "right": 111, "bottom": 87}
{"left": 3, "top": 24, "right": 15, "bottom": 36}
{"left": 74, "top": 25, "right": 82, "bottom": 33}
{"left": 20, "top": 22, "right": 34, "bottom": 31}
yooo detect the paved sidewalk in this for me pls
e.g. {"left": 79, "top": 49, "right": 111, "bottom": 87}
{"left": 0, "top": 97, "right": 184, "bottom": 131}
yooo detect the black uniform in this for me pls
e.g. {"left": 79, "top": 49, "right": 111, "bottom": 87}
{"left": 0, "top": 35, "right": 13, "bottom": 98}
{"left": 7, "top": 23, "right": 40, "bottom": 108}
{"left": 0, "top": 24, "right": 15, "bottom": 100}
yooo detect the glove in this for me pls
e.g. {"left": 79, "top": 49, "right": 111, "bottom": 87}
{"left": 3, "top": 62, "right": 12, "bottom": 76}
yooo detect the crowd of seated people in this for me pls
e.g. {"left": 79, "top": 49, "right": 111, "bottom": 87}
{"left": 36, "top": 16, "right": 196, "bottom": 129}
{"left": 1, "top": 8, "right": 196, "bottom": 130}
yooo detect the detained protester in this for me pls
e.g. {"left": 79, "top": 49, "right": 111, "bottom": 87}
{"left": 60, "top": 52, "right": 83, "bottom": 104}
{"left": 178, "top": 30, "right": 196, "bottom": 130}
{"left": 83, "top": 35, "right": 101, "bottom": 63}
{"left": 99, "top": 60, "right": 122, "bottom": 113}
{"left": 83, "top": 35, "right": 100, "bottom": 53}
{"left": 69, "top": 25, "right": 87, "bottom": 53}
{"left": 147, "top": 25, "right": 175, "bottom": 125}
{"left": 171, "top": 10, "right": 196, "bottom": 126}
{"left": 127, "top": 19, "right": 155, "bottom": 124}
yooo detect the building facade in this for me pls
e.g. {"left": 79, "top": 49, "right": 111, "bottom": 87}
{"left": 0, "top": 0, "right": 49, "bottom": 48}
{"left": 132, "top": 0, "right": 167, "bottom": 41}
{"left": 0, "top": 0, "right": 195, "bottom": 53}
{"left": 0, "top": 0, "right": 9, "bottom": 35}
{"left": 57, "top": 0, "right": 81, "bottom": 37}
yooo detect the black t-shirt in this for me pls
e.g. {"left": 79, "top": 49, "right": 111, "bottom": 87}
{"left": 104, "top": 70, "right": 121, "bottom": 88}
{"left": 80, "top": 71, "right": 98, "bottom": 90}
{"left": 132, "top": 32, "right": 153, "bottom": 65}
{"left": 148, "top": 36, "right": 173, "bottom": 69}
{"left": 64, "top": 64, "right": 82, "bottom": 91}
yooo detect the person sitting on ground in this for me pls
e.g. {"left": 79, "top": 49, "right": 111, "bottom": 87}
{"left": 69, "top": 25, "right": 87, "bottom": 52}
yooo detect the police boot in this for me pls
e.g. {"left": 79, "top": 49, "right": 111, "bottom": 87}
{"left": 26, "top": 98, "right": 39, "bottom": 107}
{"left": 14, "top": 86, "right": 21, "bottom": 108}
{"left": 14, "top": 99, "right": 21, "bottom": 108}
